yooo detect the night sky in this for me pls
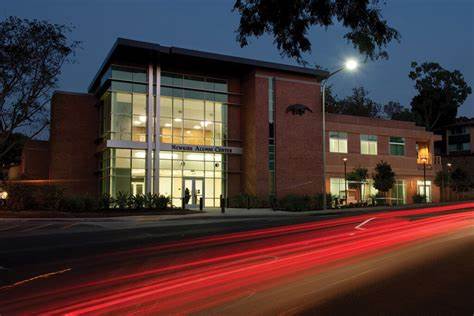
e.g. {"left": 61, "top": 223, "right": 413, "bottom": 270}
{"left": 2, "top": 0, "right": 473, "bottom": 117}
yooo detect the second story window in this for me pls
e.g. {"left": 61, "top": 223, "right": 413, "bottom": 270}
{"left": 389, "top": 137, "right": 405, "bottom": 156}
{"left": 360, "top": 135, "right": 377, "bottom": 155}
{"left": 329, "top": 132, "right": 348, "bottom": 153}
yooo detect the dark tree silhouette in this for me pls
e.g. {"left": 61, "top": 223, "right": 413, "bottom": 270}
{"left": 383, "top": 101, "right": 414, "bottom": 122}
{"left": 409, "top": 62, "right": 472, "bottom": 131}
{"left": 328, "top": 87, "right": 382, "bottom": 118}
{"left": 0, "top": 16, "right": 79, "bottom": 164}
{"left": 372, "top": 160, "right": 395, "bottom": 198}
{"left": 233, "top": 0, "right": 400, "bottom": 64}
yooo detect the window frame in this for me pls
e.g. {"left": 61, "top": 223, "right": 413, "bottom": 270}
{"left": 389, "top": 136, "right": 406, "bottom": 156}
{"left": 360, "top": 134, "right": 378, "bottom": 155}
{"left": 329, "top": 131, "right": 348, "bottom": 153}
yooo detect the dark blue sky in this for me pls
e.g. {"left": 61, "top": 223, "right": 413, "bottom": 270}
{"left": 2, "top": 0, "right": 473, "bottom": 116}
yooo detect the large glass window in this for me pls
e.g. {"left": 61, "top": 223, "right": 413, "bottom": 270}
{"left": 160, "top": 73, "right": 228, "bottom": 146}
{"left": 389, "top": 137, "right": 405, "bottom": 156}
{"left": 330, "top": 178, "right": 346, "bottom": 198}
{"left": 329, "top": 132, "right": 348, "bottom": 153}
{"left": 99, "top": 66, "right": 148, "bottom": 142}
{"left": 417, "top": 180, "right": 432, "bottom": 202}
{"left": 360, "top": 135, "right": 377, "bottom": 155}
{"left": 159, "top": 150, "right": 224, "bottom": 207}
{"left": 101, "top": 148, "right": 146, "bottom": 197}
{"left": 390, "top": 180, "right": 406, "bottom": 205}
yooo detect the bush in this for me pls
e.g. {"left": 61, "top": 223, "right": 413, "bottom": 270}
{"left": 128, "top": 194, "right": 145, "bottom": 210}
{"left": 412, "top": 194, "right": 425, "bottom": 204}
{"left": 98, "top": 193, "right": 114, "bottom": 210}
{"left": 2, "top": 183, "right": 36, "bottom": 210}
{"left": 228, "top": 194, "right": 269, "bottom": 208}
{"left": 143, "top": 192, "right": 154, "bottom": 209}
{"left": 60, "top": 196, "right": 86, "bottom": 212}
{"left": 278, "top": 194, "right": 312, "bottom": 211}
{"left": 115, "top": 191, "right": 129, "bottom": 209}
{"left": 35, "top": 185, "right": 64, "bottom": 210}
{"left": 153, "top": 194, "right": 170, "bottom": 210}
{"left": 314, "top": 193, "right": 335, "bottom": 209}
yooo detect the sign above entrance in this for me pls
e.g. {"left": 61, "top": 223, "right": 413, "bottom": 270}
{"left": 162, "top": 144, "right": 242, "bottom": 155}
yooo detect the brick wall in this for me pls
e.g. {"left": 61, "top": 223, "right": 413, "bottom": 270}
{"left": 49, "top": 92, "right": 99, "bottom": 196}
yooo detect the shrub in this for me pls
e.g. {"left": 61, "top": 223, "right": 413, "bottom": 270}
{"left": 128, "top": 194, "right": 145, "bottom": 210}
{"left": 278, "top": 194, "right": 312, "bottom": 212}
{"left": 82, "top": 195, "right": 98, "bottom": 211}
{"left": 412, "top": 194, "right": 425, "bottom": 204}
{"left": 153, "top": 194, "right": 170, "bottom": 210}
{"left": 143, "top": 192, "right": 154, "bottom": 209}
{"left": 98, "top": 193, "right": 113, "bottom": 210}
{"left": 314, "top": 193, "right": 334, "bottom": 209}
{"left": 228, "top": 194, "right": 269, "bottom": 208}
{"left": 3, "top": 183, "right": 36, "bottom": 211}
{"left": 115, "top": 191, "right": 129, "bottom": 209}
{"left": 60, "top": 196, "right": 86, "bottom": 212}
{"left": 35, "top": 185, "right": 64, "bottom": 210}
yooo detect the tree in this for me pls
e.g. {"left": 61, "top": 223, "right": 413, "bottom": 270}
{"left": 383, "top": 101, "right": 414, "bottom": 122}
{"left": 0, "top": 133, "right": 27, "bottom": 168}
{"left": 409, "top": 62, "right": 472, "bottom": 131}
{"left": 346, "top": 167, "right": 368, "bottom": 202}
{"left": 329, "top": 87, "right": 382, "bottom": 118}
{"left": 233, "top": 0, "right": 400, "bottom": 64}
{"left": 0, "top": 16, "right": 79, "bottom": 164}
{"left": 449, "top": 167, "right": 472, "bottom": 194}
{"left": 434, "top": 170, "right": 450, "bottom": 201}
{"left": 372, "top": 161, "right": 395, "bottom": 201}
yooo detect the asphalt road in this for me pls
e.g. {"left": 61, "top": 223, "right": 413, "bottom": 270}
{"left": 0, "top": 203, "right": 472, "bottom": 315}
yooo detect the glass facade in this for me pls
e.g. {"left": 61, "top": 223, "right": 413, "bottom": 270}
{"left": 100, "top": 148, "right": 147, "bottom": 196}
{"left": 99, "top": 67, "right": 229, "bottom": 207}
{"left": 100, "top": 67, "right": 148, "bottom": 142}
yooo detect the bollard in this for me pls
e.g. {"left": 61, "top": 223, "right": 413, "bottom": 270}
{"left": 199, "top": 197, "right": 203, "bottom": 211}
{"left": 247, "top": 196, "right": 250, "bottom": 209}
{"left": 220, "top": 194, "right": 225, "bottom": 213}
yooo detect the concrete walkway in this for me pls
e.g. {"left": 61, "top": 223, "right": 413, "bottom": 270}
{"left": 0, "top": 201, "right": 471, "bottom": 238}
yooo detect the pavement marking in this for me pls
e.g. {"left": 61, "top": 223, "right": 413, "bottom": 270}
{"left": 355, "top": 217, "right": 376, "bottom": 231}
{"left": 19, "top": 223, "right": 57, "bottom": 233}
{"left": 0, "top": 268, "right": 72, "bottom": 291}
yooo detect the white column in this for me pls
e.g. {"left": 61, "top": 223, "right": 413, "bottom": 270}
{"left": 146, "top": 64, "right": 154, "bottom": 193}
{"left": 153, "top": 65, "right": 161, "bottom": 194}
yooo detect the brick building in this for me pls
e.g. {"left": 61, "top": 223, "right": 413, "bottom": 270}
{"left": 36, "top": 38, "right": 441, "bottom": 206}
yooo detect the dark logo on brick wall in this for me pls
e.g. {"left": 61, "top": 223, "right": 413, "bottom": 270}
{"left": 286, "top": 104, "right": 313, "bottom": 116}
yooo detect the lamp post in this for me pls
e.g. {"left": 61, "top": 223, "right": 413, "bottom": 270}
{"left": 321, "top": 59, "right": 359, "bottom": 210}
{"left": 446, "top": 162, "right": 452, "bottom": 201}
{"left": 343, "top": 157, "right": 348, "bottom": 205}
{"left": 421, "top": 157, "right": 427, "bottom": 203}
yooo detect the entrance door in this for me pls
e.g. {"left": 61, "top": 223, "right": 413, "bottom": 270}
{"left": 183, "top": 178, "right": 204, "bottom": 208}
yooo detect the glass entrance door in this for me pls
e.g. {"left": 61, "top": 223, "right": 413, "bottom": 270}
{"left": 183, "top": 178, "right": 204, "bottom": 208}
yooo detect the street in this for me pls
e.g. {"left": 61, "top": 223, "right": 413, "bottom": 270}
{"left": 0, "top": 202, "right": 473, "bottom": 315}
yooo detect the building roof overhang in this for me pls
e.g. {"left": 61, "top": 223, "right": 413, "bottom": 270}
{"left": 88, "top": 38, "right": 329, "bottom": 93}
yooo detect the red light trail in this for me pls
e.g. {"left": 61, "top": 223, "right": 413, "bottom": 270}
{"left": 1, "top": 203, "right": 473, "bottom": 315}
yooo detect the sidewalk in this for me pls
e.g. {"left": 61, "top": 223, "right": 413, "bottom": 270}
{"left": 0, "top": 201, "right": 471, "bottom": 237}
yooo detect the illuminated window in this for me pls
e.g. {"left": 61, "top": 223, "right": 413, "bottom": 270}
{"left": 329, "top": 132, "right": 348, "bottom": 153}
{"left": 361, "top": 135, "right": 377, "bottom": 155}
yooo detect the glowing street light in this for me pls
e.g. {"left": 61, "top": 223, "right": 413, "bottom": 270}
{"left": 345, "top": 59, "right": 359, "bottom": 71}
{"left": 321, "top": 59, "right": 360, "bottom": 209}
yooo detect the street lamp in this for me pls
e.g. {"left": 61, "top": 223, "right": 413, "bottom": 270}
{"left": 343, "top": 157, "right": 348, "bottom": 205}
{"left": 446, "top": 162, "right": 452, "bottom": 201}
{"left": 321, "top": 59, "right": 359, "bottom": 209}
{"left": 421, "top": 157, "right": 428, "bottom": 203}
